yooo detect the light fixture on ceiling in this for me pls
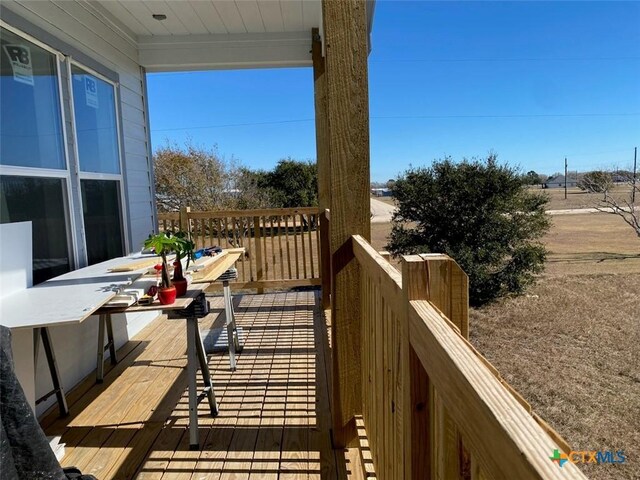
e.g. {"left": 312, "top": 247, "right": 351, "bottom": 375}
{"left": 152, "top": 14, "right": 167, "bottom": 21}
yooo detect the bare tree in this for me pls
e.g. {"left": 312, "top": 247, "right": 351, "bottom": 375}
{"left": 153, "top": 141, "right": 271, "bottom": 212}
{"left": 588, "top": 171, "right": 640, "bottom": 238}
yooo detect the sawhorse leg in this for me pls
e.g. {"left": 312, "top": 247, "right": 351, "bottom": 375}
{"left": 96, "top": 313, "right": 118, "bottom": 384}
{"left": 222, "top": 280, "right": 241, "bottom": 371}
{"left": 34, "top": 327, "right": 69, "bottom": 417}
{"left": 187, "top": 316, "right": 218, "bottom": 450}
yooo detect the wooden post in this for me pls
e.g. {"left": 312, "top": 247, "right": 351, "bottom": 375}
{"left": 312, "top": 28, "right": 331, "bottom": 214}
{"left": 422, "top": 254, "right": 469, "bottom": 339}
{"left": 401, "top": 255, "right": 431, "bottom": 480}
{"left": 319, "top": 210, "right": 331, "bottom": 309}
{"left": 179, "top": 206, "right": 191, "bottom": 233}
{"left": 322, "top": 0, "right": 371, "bottom": 447}
{"left": 253, "top": 216, "right": 264, "bottom": 294}
{"left": 423, "top": 254, "right": 470, "bottom": 479}
{"left": 313, "top": 29, "right": 332, "bottom": 311}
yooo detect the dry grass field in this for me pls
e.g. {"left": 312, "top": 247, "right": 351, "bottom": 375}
{"left": 370, "top": 213, "right": 639, "bottom": 479}
{"left": 537, "top": 185, "right": 634, "bottom": 211}
{"left": 375, "top": 186, "right": 635, "bottom": 211}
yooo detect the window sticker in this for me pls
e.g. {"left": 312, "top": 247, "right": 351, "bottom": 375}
{"left": 3, "top": 44, "right": 34, "bottom": 86}
{"left": 84, "top": 75, "right": 99, "bottom": 109}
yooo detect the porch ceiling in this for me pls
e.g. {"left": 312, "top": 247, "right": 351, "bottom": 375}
{"left": 98, "top": 0, "right": 322, "bottom": 37}
{"left": 92, "top": 0, "right": 375, "bottom": 71}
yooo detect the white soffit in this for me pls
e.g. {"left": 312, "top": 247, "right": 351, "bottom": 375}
{"left": 93, "top": 0, "right": 375, "bottom": 71}
{"left": 98, "top": 0, "right": 322, "bottom": 36}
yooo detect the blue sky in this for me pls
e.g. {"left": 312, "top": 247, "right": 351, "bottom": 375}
{"left": 147, "top": 1, "right": 640, "bottom": 182}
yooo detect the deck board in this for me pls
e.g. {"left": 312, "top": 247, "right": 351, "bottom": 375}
{"left": 42, "top": 291, "right": 347, "bottom": 479}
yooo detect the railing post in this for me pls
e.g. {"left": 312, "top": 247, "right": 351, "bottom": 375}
{"left": 423, "top": 254, "right": 470, "bottom": 479}
{"left": 253, "top": 216, "right": 264, "bottom": 295}
{"left": 422, "top": 254, "right": 469, "bottom": 339}
{"left": 179, "top": 206, "right": 191, "bottom": 233}
{"left": 319, "top": 210, "right": 331, "bottom": 309}
{"left": 401, "top": 255, "right": 431, "bottom": 480}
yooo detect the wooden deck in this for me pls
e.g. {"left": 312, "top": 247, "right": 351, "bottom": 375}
{"left": 40, "top": 291, "right": 354, "bottom": 479}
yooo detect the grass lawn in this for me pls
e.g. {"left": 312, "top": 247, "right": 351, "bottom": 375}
{"left": 369, "top": 213, "right": 639, "bottom": 479}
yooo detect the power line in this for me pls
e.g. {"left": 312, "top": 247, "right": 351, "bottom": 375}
{"left": 152, "top": 112, "right": 640, "bottom": 132}
{"left": 153, "top": 118, "right": 315, "bottom": 132}
{"left": 373, "top": 113, "right": 640, "bottom": 120}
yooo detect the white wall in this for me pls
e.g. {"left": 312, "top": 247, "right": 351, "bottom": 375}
{"left": 1, "top": 1, "right": 160, "bottom": 417}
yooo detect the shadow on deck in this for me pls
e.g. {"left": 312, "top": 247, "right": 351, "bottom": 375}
{"left": 40, "top": 291, "right": 356, "bottom": 479}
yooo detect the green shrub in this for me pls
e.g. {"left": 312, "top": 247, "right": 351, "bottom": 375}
{"left": 387, "top": 155, "right": 551, "bottom": 306}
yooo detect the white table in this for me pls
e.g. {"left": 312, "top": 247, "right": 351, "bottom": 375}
{"left": 0, "top": 253, "right": 161, "bottom": 415}
{"left": 0, "top": 249, "right": 241, "bottom": 446}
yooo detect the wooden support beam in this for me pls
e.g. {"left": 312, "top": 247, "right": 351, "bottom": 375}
{"left": 312, "top": 28, "right": 330, "bottom": 215}
{"left": 319, "top": 210, "right": 332, "bottom": 309}
{"left": 313, "top": 29, "right": 332, "bottom": 311}
{"left": 401, "top": 255, "right": 431, "bottom": 480}
{"left": 322, "top": 0, "right": 371, "bottom": 447}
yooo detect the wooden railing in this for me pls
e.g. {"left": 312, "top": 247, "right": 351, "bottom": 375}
{"left": 351, "top": 235, "right": 587, "bottom": 479}
{"left": 158, "top": 207, "right": 321, "bottom": 291}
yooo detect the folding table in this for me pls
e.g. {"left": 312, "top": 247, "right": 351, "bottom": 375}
{"left": 95, "top": 284, "right": 216, "bottom": 450}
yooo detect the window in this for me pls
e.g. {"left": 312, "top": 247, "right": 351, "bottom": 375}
{"left": 0, "top": 27, "right": 65, "bottom": 170}
{"left": 1, "top": 26, "right": 71, "bottom": 284}
{"left": 0, "top": 176, "right": 71, "bottom": 284}
{"left": 1, "top": 25, "right": 128, "bottom": 277}
{"left": 71, "top": 65, "right": 120, "bottom": 174}
{"left": 81, "top": 179, "right": 123, "bottom": 265}
{"left": 71, "top": 63, "right": 125, "bottom": 265}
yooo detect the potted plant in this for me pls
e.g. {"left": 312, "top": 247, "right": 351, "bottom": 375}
{"left": 143, "top": 232, "right": 182, "bottom": 305}
{"left": 171, "top": 231, "right": 195, "bottom": 297}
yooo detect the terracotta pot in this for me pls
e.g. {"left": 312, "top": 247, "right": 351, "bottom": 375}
{"left": 173, "top": 278, "right": 188, "bottom": 297}
{"left": 158, "top": 286, "right": 177, "bottom": 305}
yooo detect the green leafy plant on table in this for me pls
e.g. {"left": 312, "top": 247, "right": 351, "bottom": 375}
{"left": 143, "top": 231, "right": 194, "bottom": 304}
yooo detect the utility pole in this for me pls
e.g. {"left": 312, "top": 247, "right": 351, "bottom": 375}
{"left": 564, "top": 157, "right": 568, "bottom": 200}
{"left": 633, "top": 146, "right": 637, "bottom": 203}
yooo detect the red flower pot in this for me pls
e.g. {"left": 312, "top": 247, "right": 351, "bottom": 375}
{"left": 173, "top": 278, "right": 188, "bottom": 297}
{"left": 158, "top": 286, "right": 177, "bottom": 305}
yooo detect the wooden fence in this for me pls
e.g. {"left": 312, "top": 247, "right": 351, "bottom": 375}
{"left": 351, "top": 234, "right": 586, "bottom": 480}
{"left": 158, "top": 207, "right": 321, "bottom": 291}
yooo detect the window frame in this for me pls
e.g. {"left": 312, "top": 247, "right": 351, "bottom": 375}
{"left": 67, "top": 59, "right": 130, "bottom": 259}
{"left": 0, "top": 20, "right": 78, "bottom": 270}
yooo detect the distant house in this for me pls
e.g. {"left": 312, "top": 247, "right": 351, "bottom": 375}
{"left": 371, "top": 187, "right": 392, "bottom": 197}
{"left": 543, "top": 174, "right": 580, "bottom": 189}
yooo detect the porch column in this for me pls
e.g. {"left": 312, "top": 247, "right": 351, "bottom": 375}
{"left": 321, "top": 0, "right": 371, "bottom": 446}
{"left": 312, "top": 28, "right": 332, "bottom": 310}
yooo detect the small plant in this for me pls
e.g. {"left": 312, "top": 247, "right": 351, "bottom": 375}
{"left": 172, "top": 231, "right": 196, "bottom": 277}
{"left": 143, "top": 232, "right": 181, "bottom": 289}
